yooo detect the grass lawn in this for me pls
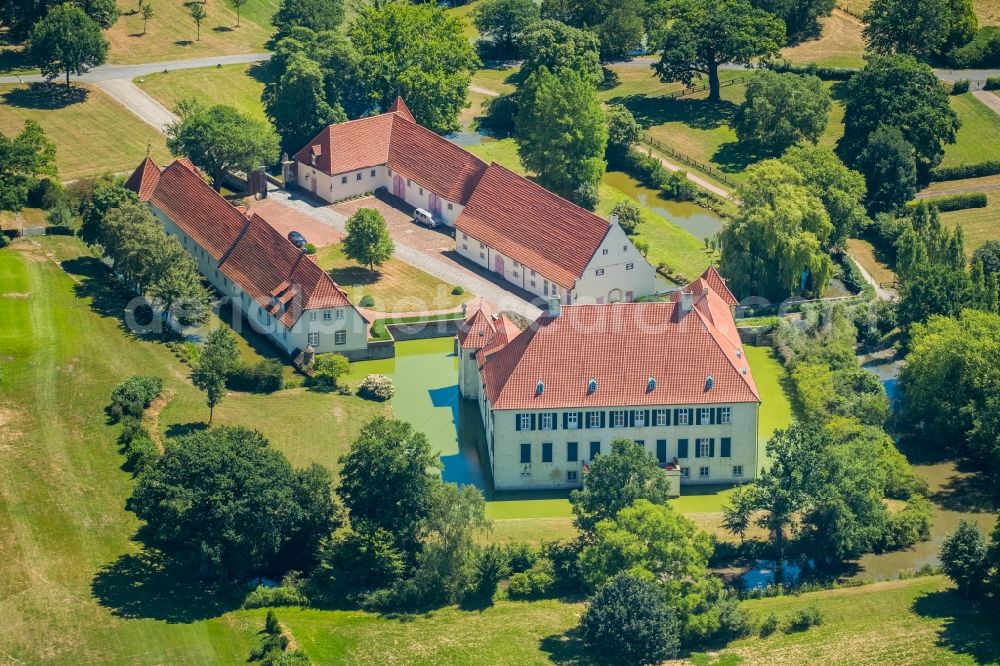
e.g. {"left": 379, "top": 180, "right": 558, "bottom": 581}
{"left": 940, "top": 189, "right": 1000, "bottom": 255}
{"left": 444, "top": 0, "right": 482, "bottom": 42}
{"left": 744, "top": 345, "right": 796, "bottom": 470}
{"left": 0, "top": 83, "right": 171, "bottom": 180}
{"left": 315, "top": 243, "right": 468, "bottom": 313}
{"left": 135, "top": 63, "right": 268, "bottom": 121}
{"left": 847, "top": 237, "right": 897, "bottom": 285}
{"left": 780, "top": 10, "right": 866, "bottom": 69}
{"left": 103, "top": 0, "right": 277, "bottom": 65}
{"left": 942, "top": 93, "right": 1000, "bottom": 168}
{"left": 838, "top": 0, "right": 999, "bottom": 25}
{"left": 466, "top": 137, "right": 712, "bottom": 279}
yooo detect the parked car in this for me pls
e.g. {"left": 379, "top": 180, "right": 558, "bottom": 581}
{"left": 413, "top": 208, "right": 440, "bottom": 228}
{"left": 287, "top": 231, "right": 306, "bottom": 248}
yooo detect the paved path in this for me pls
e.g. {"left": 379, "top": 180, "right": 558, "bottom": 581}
{"left": 851, "top": 254, "right": 896, "bottom": 301}
{"left": 972, "top": 89, "right": 1000, "bottom": 116}
{"left": 642, "top": 146, "right": 736, "bottom": 201}
{"left": 469, "top": 85, "right": 500, "bottom": 97}
{"left": 0, "top": 53, "right": 271, "bottom": 85}
{"left": 95, "top": 78, "right": 178, "bottom": 131}
{"left": 267, "top": 189, "right": 541, "bottom": 318}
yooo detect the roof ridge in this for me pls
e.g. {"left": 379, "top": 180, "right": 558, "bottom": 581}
{"left": 217, "top": 214, "right": 254, "bottom": 268}
{"left": 692, "top": 295, "right": 759, "bottom": 400}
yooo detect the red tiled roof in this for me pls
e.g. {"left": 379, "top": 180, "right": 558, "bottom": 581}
{"left": 293, "top": 113, "right": 395, "bottom": 177}
{"left": 388, "top": 96, "right": 415, "bottom": 122}
{"left": 699, "top": 266, "right": 738, "bottom": 306}
{"left": 455, "top": 164, "right": 611, "bottom": 288}
{"left": 386, "top": 115, "right": 487, "bottom": 204}
{"left": 480, "top": 301, "right": 759, "bottom": 410}
{"left": 124, "top": 156, "right": 160, "bottom": 202}
{"left": 146, "top": 161, "right": 250, "bottom": 260}
{"left": 458, "top": 298, "right": 522, "bottom": 354}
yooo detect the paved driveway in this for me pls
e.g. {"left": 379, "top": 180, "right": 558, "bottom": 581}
{"left": 249, "top": 197, "right": 343, "bottom": 247}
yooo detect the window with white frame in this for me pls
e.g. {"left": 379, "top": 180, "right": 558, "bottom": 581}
{"left": 480, "top": 242, "right": 486, "bottom": 249}
{"left": 370, "top": 169, "right": 376, "bottom": 177}
{"left": 698, "top": 438, "right": 710, "bottom": 457}
{"left": 699, "top": 466, "right": 710, "bottom": 478}
{"left": 323, "top": 311, "right": 332, "bottom": 321}
{"left": 480, "top": 252, "right": 485, "bottom": 259}
{"left": 567, "top": 412, "right": 579, "bottom": 429}
{"left": 341, "top": 176, "right": 348, "bottom": 184}
{"left": 626, "top": 263, "right": 634, "bottom": 270}
{"left": 602, "top": 248, "right": 608, "bottom": 255}
{"left": 655, "top": 409, "right": 667, "bottom": 426}
{"left": 733, "top": 465, "right": 743, "bottom": 477}
{"left": 634, "top": 410, "right": 646, "bottom": 427}
{"left": 336, "top": 309, "right": 345, "bottom": 319}
{"left": 567, "top": 470, "right": 578, "bottom": 482}
{"left": 677, "top": 410, "right": 690, "bottom": 425}
{"left": 720, "top": 407, "right": 732, "bottom": 424}
{"left": 335, "top": 330, "right": 346, "bottom": 345}
{"left": 540, "top": 414, "right": 554, "bottom": 430}
{"left": 462, "top": 233, "right": 468, "bottom": 240}
{"left": 530, "top": 280, "right": 536, "bottom": 287}
{"left": 308, "top": 332, "right": 319, "bottom": 346}
{"left": 589, "top": 412, "right": 601, "bottom": 428}
{"left": 681, "top": 467, "right": 690, "bottom": 477}
{"left": 356, "top": 173, "right": 362, "bottom": 181}
{"left": 419, "top": 187, "right": 424, "bottom": 195}
{"left": 447, "top": 203, "right": 453, "bottom": 210}
{"left": 519, "top": 414, "right": 531, "bottom": 430}
{"left": 596, "top": 268, "right": 605, "bottom": 276}
{"left": 700, "top": 407, "right": 711, "bottom": 423}
{"left": 612, "top": 410, "right": 626, "bottom": 427}
{"left": 309, "top": 312, "right": 317, "bottom": 321}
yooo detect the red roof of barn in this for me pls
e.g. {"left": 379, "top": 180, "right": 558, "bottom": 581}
{"left": 479, "top": 296, "right": 759, "bottom": 411}
{"left": 124, "top": 156, "right": 160, "bottom": 201}
{"left": 455, "top": 164, "right": 611, "bottom": 289}
{"left": 457, "top": 298, "right": 522, "bottom": 354}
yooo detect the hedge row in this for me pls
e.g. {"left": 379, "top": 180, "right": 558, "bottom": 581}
{"left": 227, "top": 360, "right": 284, "bottom": 393}
{"left": 118, "top": 417, "right": 159, "bottom": 476}
{"left": 930, "top": 160, "right": 1000, "bottom": 182}
{"left": 109, "top": 375, "right": 162, "bottom": 422}
{"left": 907, "top": 192, "right": 988, "bottom": 213}
{"left": 763, "top": 60, "right": 856, "bottom": 81}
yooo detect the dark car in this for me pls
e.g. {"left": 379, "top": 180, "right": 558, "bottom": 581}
{"left": 287, "top": 231, "right": 306, "bottom": 248}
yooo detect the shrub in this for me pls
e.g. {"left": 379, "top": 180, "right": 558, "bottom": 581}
{"left": 303, "top": 242, "right": 317, "bottom": 255}
{"left": 610, "top": 199, "right": 643, "bottom": 236}
{"left": 227, "top": 360, "right": 284, "bottom": 393}
{"left": 0, "top": 233, "right": 10, "bottom": 249}
{"left": 881, "top": 497, "right": 933, "bottom": 550}
{"left": 309, "top": 353, "right": 350, "bottom": 391}
{"left": 357, "top": 374, "right": 394, "bottom": 401}
{"left": 125, "top": 431, "right": 159, "bottom": 475}
{"left": 764, "top": 59, "right": 855, "bottom": 81}
{"left": 633, "top": 238, "right": 649, "bottom": 257}
{"left": 579, "top": 572, "right": 681, "bottom": 665}
{"left": 930, "top": 160, "right": 1000, "bottom": 182}
{"left": 571, "top": 182, "right": 600, "bottom": 210}
{"left": 663, "top": 170, "right": 698, "bottom": 202}
{"left": 950, "top": 79, "right": 971, "bottom": 95}
{"left": 472, "top": 544, "right": 511, "bottom": 601}
{"left": 506, "top": 558, "right": 555, "bottom": 599}
{"left": 359, "top": 294, "right": 376, "bottom": 308}
{"left": 759, "top": 611, "right": 781, "bottom": 636}
{"left": 947, "top": 26, "right": 1000, "bottom": 68}
{"left": 986, "top": 77, "right": 1000, "bottom": 91}
{"left": 109, "top": 376, "right": 162, "bottom": 421}
{"left": 451, "top": 285, "right": 465, "bottom": 296}
{"left": 543, "top": 540, "right": 583, "bottom": 595}
{"left": 505, "top": 542, "right": 540, "bottom": 573}
{"left": 786, "top": 606, "right": 823, "bottom": 632}
{"left": 243, "top": 584, "right": 309, "bottom": 609}
{"left": 28, "top": 178, "right": 65, "bottom": 210}
{"left": 905, "top": 192, "right": 987, "bottom": 213}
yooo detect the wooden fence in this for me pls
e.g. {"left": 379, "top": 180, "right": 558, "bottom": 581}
{"left": 639, "top": 132, "right": 739, "bottom": 189}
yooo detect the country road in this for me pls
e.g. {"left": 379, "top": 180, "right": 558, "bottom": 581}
{"left": 0, "top": 53, "right": 271, "bottom": 85}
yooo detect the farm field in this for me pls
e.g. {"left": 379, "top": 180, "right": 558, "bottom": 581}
{"left": 941, "top": 93, "right": 1000, "bottom": 168}
{"left": 836, "top": 0, "right": 1000, "bottom": 25}
{"left": 0, "top": 83, "right": 171, "bottom": 180}
{"left": 135, "top": 63, "right": 268, "bottom": 121}
{"left": 780, "top": 10, "right": 866, "bottom": 69}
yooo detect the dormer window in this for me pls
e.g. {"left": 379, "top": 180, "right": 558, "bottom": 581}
{"left": 706, "top": 375, "right": 714, "bottom": 390}
{"left": 647, "top": 376, "right": 656, "bottom": 391}
{"left": 588, "top": 378, "right": 598, "bottom": 394}
{"left": 536, "top": 380, "right": 544, "bottom": 395}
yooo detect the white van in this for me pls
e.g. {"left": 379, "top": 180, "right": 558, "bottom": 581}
{"left": 413, "top": 208, "right": 439, "bottom": 228}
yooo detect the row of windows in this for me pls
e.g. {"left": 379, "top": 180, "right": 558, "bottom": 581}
{"left": 340, "top": 169, "right": 379, "bottom": 184}
{"left": 516, "top": 408, "right": 732, "bottom": 432}
{"left": 522, "top": 465, "right": 742, "bottom": 481}
{"left": 308, "top": 310, "right": 346, "bottom": 321}
{"left": 594, "top": 263, "right": 634, "bottom": 277}
{"left": 307, "top": 330, "right": 347, "bottom": 346}
{"left": 518, "top": 437, "right": 733, "bottom": 464}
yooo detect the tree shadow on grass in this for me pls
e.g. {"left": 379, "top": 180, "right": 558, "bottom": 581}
{"left": 248, "top": 61, "right": 274, "bottom": 85}
{"left": 175, "top": 40, "right": 194, "bottom": 47}
{"left": 164, "top": 421, "right": 208, "bottom": 440}
{"left": 712, "top": 140, "right": 773, "bottom": 175}
{"left": 213, "top": 25, "right": 233, "bottom": 32}
{"left": 912, "top": 589, "right": 1000, "bottom": 664}
{"left": 539, "top": 626, "right": 598, "bottom": 665}
{"left": 2, "top": 82, "right": 88, "bottom": 109}
{"left": 91, "top": 549, "right": 244, "bottom": 623}
{"left": 327, "top": 264, "right": 380, "bottom": 289}
{"left": 607, "top": 93, "right": 737, "bottom": 132}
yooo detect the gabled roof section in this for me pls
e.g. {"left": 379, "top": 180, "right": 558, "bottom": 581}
{"left": 147, "top": 160, "right": 250, "bottom": 260}
{"left": 698, "top": 266, "right": 738, "bottom": 306}
{"left": 455, "top": 164, "right": 611, "bottom": 288}
{"left": 293, "top": 113, "right": 396, "bottom": 177}
{"left": 388, "top": 96, "right": 415, "bottom": 122}
{"left": 386, "top": 114, "right": 487, "bottom": 204}
{"left": 124, "top": 156, "right": 161, "bottom": 202}
{"left": 480, "top": 303, "right": 759, "bottom": 410}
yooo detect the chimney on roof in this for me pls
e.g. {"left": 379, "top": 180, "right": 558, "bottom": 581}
{"left": 609, "top": 213, "right": 619, "bottom": 227}
{"left": 547, "top": 296, "right": 562, "bottom": 317}
{"left": 680, "top": 290, "right": 693, "bottom": 313}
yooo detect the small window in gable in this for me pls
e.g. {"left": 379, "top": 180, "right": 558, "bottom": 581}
{"left": 447, "top": 203, "right": 453, "bottom": 210}
{"left": 370, "top": 169, "right": 376, "bottom": 177}
{"left": 341, "top": 176, "right": 347, "bottom": 184}
{"left": 595, "top": 268, "right": 605, "bottom": 276}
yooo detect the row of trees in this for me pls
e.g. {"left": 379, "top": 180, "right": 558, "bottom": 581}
{"left": 863, "top": 0, "right": 996, "bottom": 67}
{"left": 0, "top": 121, "right": 57, "bottom": 212}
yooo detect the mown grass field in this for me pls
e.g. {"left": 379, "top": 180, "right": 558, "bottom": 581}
{"left": 780, "top": 10, "right": 866, "bottom": 69}
{"left": 837, "top": 0, "right": 1000, "bottom": 25}
{"left": 0, "top": 83, "right": 171, "bottom": 180}
{"left": 942, "top": 93, "right": 1000, "bottom": 168}
{"left": 847, "top": 237, "right": 897, "bottom": 285}
{"left": 939, "top": 188, "right": 1000, "bottom": 255}
{"left": 104, "top": 0, "right": 277, "bottom": 64}
{"left": 135, "top": 63, "right": 268, "bottom": 121}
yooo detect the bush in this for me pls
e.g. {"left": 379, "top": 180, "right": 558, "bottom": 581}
{"left": 507, "top": 558, "right": 555, "bottom": 599}
{"left": 309, "top": 353, "right": 350, "bottom": 391}
{"left": 0, "top": 233, "right": 10, "bottom": 249}
{"left": 905, "top": 192, "right": 987, "bottom": 213}
{"left": 28, "top": 178, "right": 65, "bottom": 210}
{"left": 243, "top": 584, "right": 309, "bottom": 609}
{"left": 480, "top": 92, "right": 518, "bottom": 132}
{"left": 109, "top": 376, "right": 162, "bottom": 422}
{"left": 624, "top": 150, "right": 669, "bottom": 190}
{"left": 359, "top": 294, "right": 376, "bottom": 308}
{"left": 880, "top": 497, "right": 933, "bottom": 551}
{"left": 786, "top": 606, "right": 823, "bottom": 632}
{"left": 579, "top": 572, "right": 681, "bottom": 665}
{"left": 947, "top": 26, "right": 1000, "bottom": 68}
{"left": 663, "top": 170, "right": 698, "bottom": 202}
{"left": 986, "top": 77, "right": 1000, "bottom": 91}
{"left": 759, "top": 611, "right": 781, "bottom": 636}
{"left": 451, "top": 285, "right": 465, "bottom": 296}
{"left": 571, "top": 182, "right": 600, "bottom": 210}
{"left": 302, "top": 242, "right": 317, "bottom": 255}
{"left": 505, "top": 542, "right": 540, "bottom": 573}
{"left": 764, "top": 59, "right": 855, "bottom": 81}
{"left": 930, "top": 160, "right": 1000, "bottom": 182}
{"left": 227, "top": 360, "right": 284, "bottom": 393}
{"left": 125, "top": 431, "right": 159, "bottom": 475}
{"left": 610, "top": 199, "right": 643, "bottom": 236}
{"left": 472, "top": 544, "right": 511, "bottom": 601}
{"left": 951, "top": 79, "right": 971, "bottom": 95}
{"left": 357, "top": 374, "right": 394, "bottom": 401}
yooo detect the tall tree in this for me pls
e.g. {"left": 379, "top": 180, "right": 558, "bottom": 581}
{"left": 338, "top": 417, "right": 442, "bottom": 558}
{"left": 2, "top": 0, "right": 118, "bottom": 38}
{"left": 520, "top": 19, "right": 602, "bottom": 83}
{"left": 718, "top": 160, "right": 834, "bottom": 300}
{"left": 140, "top": 2, "right": 153, "bottom": 34}
{"left": 0, "top": 121, "right": 57, "bottom": 212}
{"left": 73, "top": 0, "right": 118, "bottom": 27}
{"left": 733, "top": 71, "right": 831, "bottom": 154}
{"left": 863, "top": 0, "right": 977, "bottom": 61}
{"left": 781, "top": 144, "right": 867, "bottom": 245}
{"left": 515, "top": 66, "right": 607, "bottom": 205}
{"left": 191, "top": 327, "right": 240, "bottom": 423}
{"left": 570, "top": 439, "right": 673, "bottom": 534}
{"left": 263, "top": 52, "right": 345, "bottom": 154}
{"left": 272, "top": 0, "right": 345, "bottom": 36}
{"left": 343, "top": 207, "right": 394, "bottom": 271}
{"left": 349, "top": 2, "right": 478, "bottom": 135}
{"left": 940, "top": 520, "right": 991, "bottom": 598}
{"left": 840, "top": 55, "right": 959, "bottom": 181}
{"left": 126, "top": 426, "right": 337, "bottom": 579}
{"left": 28, "top": 3, "right": 108, "bottom": 87}
{"left": 227, "top": 0, "right": 246, "bottom": 27}
{"left": 189, "top": 2, "right": 206, "bottom": 41}
{"left": 855, "top": 125, "right": 917, "bottom": 213}
{"left": 592, "top": 0, "right": 646, "bottom": 61}
{"left": 166, "top": 102, "right": 280, "bottom": 190}
{"left": 653, "top": 0, "right": 785, "bottom": 101}
{"left": 473, "top": 0, "right": 540, "bottom": 59}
